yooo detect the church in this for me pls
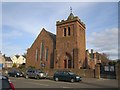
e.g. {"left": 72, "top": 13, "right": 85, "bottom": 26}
{"left": 26, "top": 11, "right": 97, "bottom": 69}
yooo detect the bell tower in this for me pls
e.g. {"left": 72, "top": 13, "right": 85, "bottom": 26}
{"left": 55, "top": 9, "right": 86, "bottom": 69}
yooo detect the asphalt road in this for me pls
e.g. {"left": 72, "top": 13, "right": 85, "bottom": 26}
{"left": 9, "top": 77, "right": 118, "bottom": 88}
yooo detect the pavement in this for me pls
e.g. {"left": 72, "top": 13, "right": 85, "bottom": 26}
{"left": 81, "top": 78, "right": 118, "bottom": 88}
{"left": 2, "top": 72, "right": 118, "bottom": 88}
{"left": 46, "top": 76, "right": 118, "bottom": 88}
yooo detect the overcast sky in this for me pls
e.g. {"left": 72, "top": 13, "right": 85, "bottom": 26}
{"left": 1, "top": 2, "right": 118, "bottom": 60}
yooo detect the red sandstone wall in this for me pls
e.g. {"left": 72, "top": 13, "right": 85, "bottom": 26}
{"left": 26, "top": 29, "right": 55, "bottom": 69}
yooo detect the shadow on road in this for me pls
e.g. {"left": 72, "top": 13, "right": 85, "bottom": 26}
{"left": 80, "top": 81, "right": 117, "bottom": 88}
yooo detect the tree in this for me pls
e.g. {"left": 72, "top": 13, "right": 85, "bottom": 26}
{"left": 117, "top": 60, "right": 120, "bottom": 64}
{"left": 102, "top": 53, "right": 109, "bottom": 60}
{"left": 28, "top": 66, "right": 35, "bottom": 69}
{"left": 19, "top": 64, "right": 25, "bottom": 69}
{"left": 109, "top": 61, "right": 117, "bottom": 65}
{"left": 12, "top": 63, "right": 17, "bottom": 67}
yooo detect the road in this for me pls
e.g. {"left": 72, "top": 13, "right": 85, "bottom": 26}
{"left": 9, "top": 77, "right": 118, "bottom": 88}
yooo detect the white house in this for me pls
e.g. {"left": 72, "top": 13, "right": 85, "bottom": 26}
{"left": 11, "top": 55, "right": 26, "bottom": 67}
{"left": 0, "top": 51, "right": 3, "bottom": 68}
{"left": 1, "top": 54, "right": 13, "bottom": 68}
{"left": 0, "top": 53, "right": 13, "bottom": 68}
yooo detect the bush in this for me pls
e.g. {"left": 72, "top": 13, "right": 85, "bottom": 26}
{"left": 28, "top": 66, "right": 35, "bottom": 69}
{"left": 12, "top": 63, "right": 17, "bottom": 67}
{"left": 19, "top": 64, "right": 25, "bottom": 69}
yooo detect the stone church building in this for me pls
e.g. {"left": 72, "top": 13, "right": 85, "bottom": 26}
{"left": 26, "top": 12, "right": 106, "bottom": 69}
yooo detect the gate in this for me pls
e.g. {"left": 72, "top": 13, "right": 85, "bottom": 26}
{"left": 100, "top": 65, "right": 116, "bottom": 79}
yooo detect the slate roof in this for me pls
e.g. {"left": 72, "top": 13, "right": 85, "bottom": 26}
{"left": 15, "top": 55, "right": 20, "bottom": 59}
{"left": 3, "top": 55, "right": 12, "bottom": 62}
{"left": 5, "top": 57, "right": 12, "bottom": 62}
{"left": 46, "top": 30, "right": 56, "bottom": 43}
{"left": 22, "top": 55, "right": 26, "bottom": 58}
{"left": 89, "top": 53, "right": 109, "bottom": 63}
{"left": 41, "top": 28, "right": 56, "bottom": 45}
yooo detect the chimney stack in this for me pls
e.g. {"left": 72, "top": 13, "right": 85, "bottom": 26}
{"left": 91, "top": 49, "right": 94, "bottom": 59}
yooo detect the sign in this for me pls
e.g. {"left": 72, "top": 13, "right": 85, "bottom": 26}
{"left": 41, "top": 63, "right": 45, "bottom": 67}
{"left": 104, "top": 65, "right": 115, "bottom": 72}
{"left": 0, "top": 64, "right": 3, "bottom": 68}
{"left": 104, "top": 66, "right": 109, "bottom": 71}
{"left": 110, "top": 66, "right": 114, "bottom": 71}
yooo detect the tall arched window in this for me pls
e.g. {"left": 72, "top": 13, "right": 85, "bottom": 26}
{"left": 35, "top": 49, "right": 38, "bottom": 61}
{"left": 68, "top": 27, "right": 70, "bottom": 36}
{"left": 64, "top": 28, "right": 66, "bottom": 36}
{"left": 40, "top": 40, "right": 44, "bottom": 61}
{"left": 45, "top": 48, "right": 48, "bottom": 61}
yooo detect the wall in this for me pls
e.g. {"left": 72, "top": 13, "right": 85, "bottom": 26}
{"left": 26, "top": 29, "right": 55, "bottom": 69}
{"left": 43, "top": 68, "right": 95, "bottom": 78}
{"left": 56, "top": 17, "right": 86, "bottom": 69}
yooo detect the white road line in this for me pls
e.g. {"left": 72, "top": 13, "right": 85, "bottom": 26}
{"left": 56, "top": 81, "right": 80, "bottom": 85}
{"left": 10, "top": 77, "right": 49, "bottom": 82}
{"left": 24, "top": 82, "right": 49, "bottom": 87}
{"left": 39, "top": 84, "right": 49, "bottom": 86}
{"left": 14, "top": 78, "right": 25, "bottom": 80}
{"left": 9, "top": 77, "right": 24, "bottom": 80}
{"left": 62, "top": 87, "right": 70, "bottom": 88}
{"left": 10, "top": 80, "right": 16, "bottom": 82}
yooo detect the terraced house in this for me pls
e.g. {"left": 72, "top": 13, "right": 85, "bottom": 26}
{"left": 26, "top": 12, "right": 108, "bottom": 70}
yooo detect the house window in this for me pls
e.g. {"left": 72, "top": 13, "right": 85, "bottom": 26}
{"left": 68, "top": 27, "right": 70, "bottom": 36}
{"left": 64, "top": 28, "right": 66, "bottom": 36}
{"left": 45, "top": 48, "right": 48, "bottom": 61}
{"left": 35, "top": 49, "right": 38, "bottom": 61}
{"left": 40, "top": 41, "right": 44, "bottom": 61}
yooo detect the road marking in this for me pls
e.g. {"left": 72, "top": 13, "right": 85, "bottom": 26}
{"left": 24, "top": 82, "right": 49, "bottom": 87}
{"left": 39, "top": 84, "right": 49, "bottom": 86}
{"left": 10, "top": 77, "right": 51, "bottom": 82}
{"left": 10, "top": 79, "right": 16, "bottom": 82}
{"left": 55, "top": 81, "right": 80, "bottom": 85}
{"left": 9, "top": 77, "right": 25, "bottom": 80}
{"left": 62, "top": 87, "right": 70, "bottom": 88}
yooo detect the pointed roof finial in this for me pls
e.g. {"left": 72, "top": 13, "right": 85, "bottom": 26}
{"left": 67, "top": 7, "right": 74, "bottom": 20}
{"left": 70, "top": 6, "right": 72, "bottom": 13}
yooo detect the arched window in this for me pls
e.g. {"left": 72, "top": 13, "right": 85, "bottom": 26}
{"left": 68, "top": 27, "right": 70, "bottom": 36}
{"left": 64, "top": 28, "right": 66, "bottom": 36}
{"left": 40, "top": 40, "right": 44, "bottom": 61}
{"left": 45, "top": 48, "right": 48, "bottom": 61}
{"left": 35, "top": 49, "right": 38, "bottom": 61}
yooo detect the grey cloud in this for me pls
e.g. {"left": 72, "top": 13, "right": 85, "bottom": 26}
{"left": 87, "top": 28, "right": 118, "bottom": 59}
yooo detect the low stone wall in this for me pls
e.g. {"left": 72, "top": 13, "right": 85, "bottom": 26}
{"left": 2, "top": 63, "right": 119, "bottom": 79}
{"left": 44, "top": 69, "right": 95, "bottom": 78}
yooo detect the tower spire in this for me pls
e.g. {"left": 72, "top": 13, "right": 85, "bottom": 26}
{"left": 67, "top": 7, "right": 74, "bottom": 20}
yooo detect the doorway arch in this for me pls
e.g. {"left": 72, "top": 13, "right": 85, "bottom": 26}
{"left": 64, "top": 52, "right": 72, "bottom": 69}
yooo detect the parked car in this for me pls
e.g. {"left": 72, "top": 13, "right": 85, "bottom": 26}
{"left": 8, "top": 69, "right": 23, "bottom": 77}
{"left": 25, "top": 69, "right": 47, "bottom": 79}
{"left": 0, "top": 74, "right": 15, "bottom": 90}
{"left": 53, "top": 70, "right": 82, "bottom": 83}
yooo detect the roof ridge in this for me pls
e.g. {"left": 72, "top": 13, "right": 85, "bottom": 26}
{"left": 42, "top": 28, "right": 56, "bottom": 42}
